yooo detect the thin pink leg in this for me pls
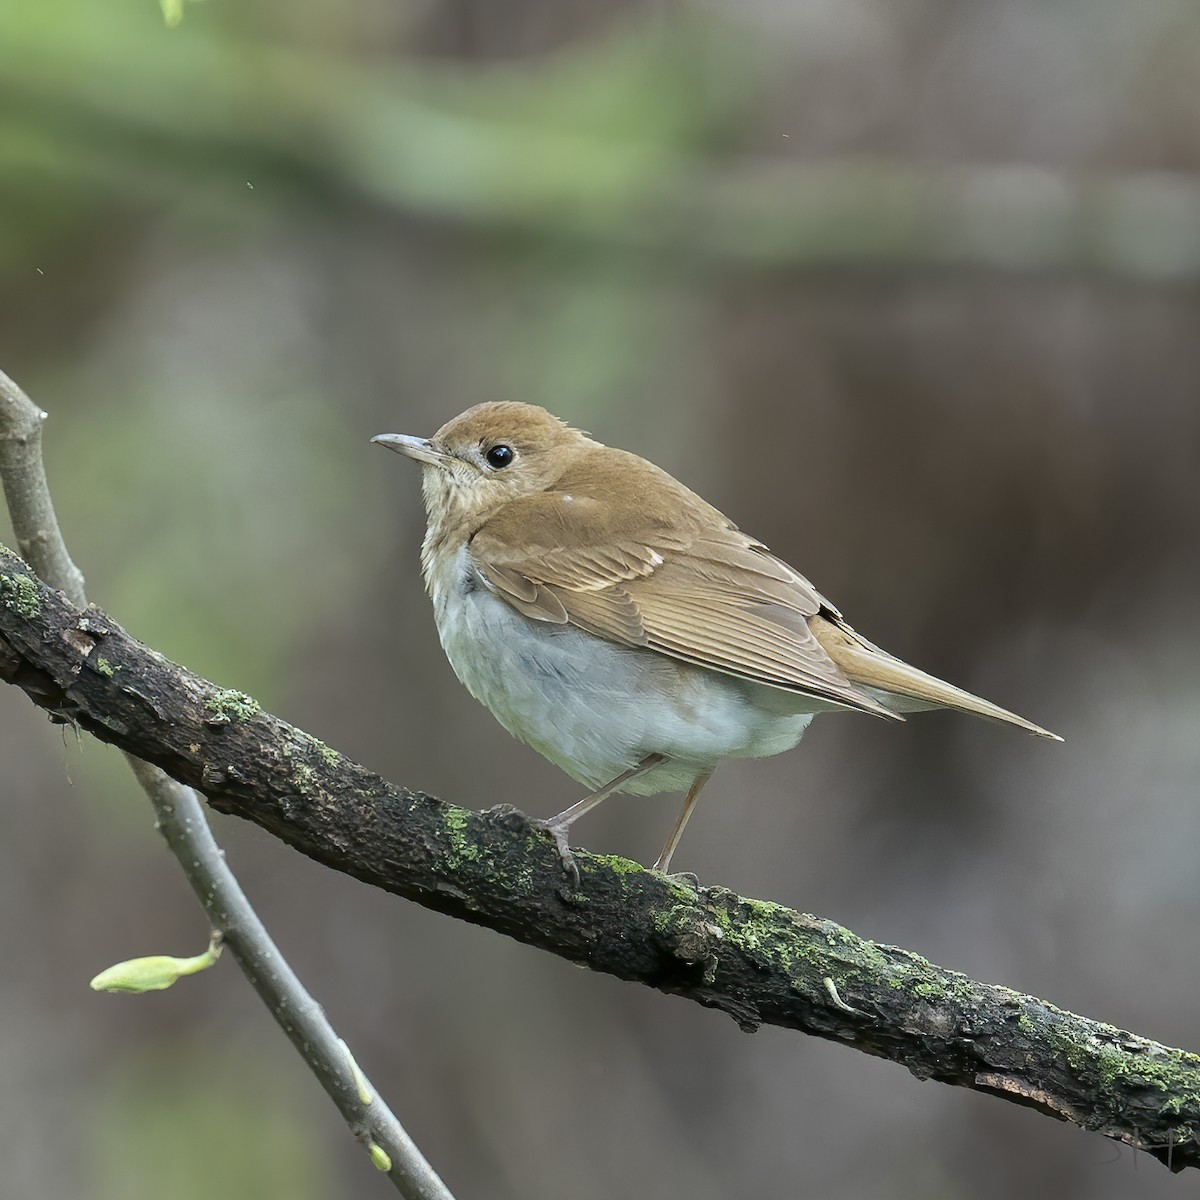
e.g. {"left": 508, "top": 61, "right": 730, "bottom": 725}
{"left": 537, "top": 753, "right": 667, "bottom": 880}
{"left": 652, "top": 770, "right": 713, "bottom": 874}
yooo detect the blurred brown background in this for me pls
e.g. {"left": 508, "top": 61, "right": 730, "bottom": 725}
{"left": 3, "top": 1, "right": 1200, "bottom": 1197}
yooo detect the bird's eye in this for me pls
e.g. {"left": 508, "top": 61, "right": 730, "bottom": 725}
{"left": 485, "top": 444, "right": 515, "bottom": 469}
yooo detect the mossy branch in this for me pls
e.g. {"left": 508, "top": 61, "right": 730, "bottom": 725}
{"left": 2, "top": 542, "right": 1198, "bottom": 1172}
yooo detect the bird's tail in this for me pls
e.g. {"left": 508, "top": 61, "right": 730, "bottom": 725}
{"left": 810, "top": 615, "right": 1062, "bottom": 741}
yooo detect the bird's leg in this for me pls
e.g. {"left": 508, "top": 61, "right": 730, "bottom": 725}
{"left": 537, "top": 753, "right": 668, "bottom": 883}
{"left": 652, "top": 770, "right": 713, "bottom": 874}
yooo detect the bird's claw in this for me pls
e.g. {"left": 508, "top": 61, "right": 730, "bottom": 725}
{"left": 534, "top": 817, "right": 580, "bottom": 886}
{"left": 656, "top": 869, "right": 701, "bottom": 890}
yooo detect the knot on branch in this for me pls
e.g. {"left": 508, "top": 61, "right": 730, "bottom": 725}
{"left": 654, "top": 901, "right": 723, "bottom": 983}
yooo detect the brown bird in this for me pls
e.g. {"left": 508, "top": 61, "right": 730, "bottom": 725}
{"left": 374, "top": 403, "right": 1060, "bottom": 876}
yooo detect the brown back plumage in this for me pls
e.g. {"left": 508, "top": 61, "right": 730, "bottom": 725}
{"left": 424, "top": 403, "right": 1059, "bottom": 738}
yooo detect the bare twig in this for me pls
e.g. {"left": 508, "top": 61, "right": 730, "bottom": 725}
{"left": 0, "top": 370, "right": 453, "bottom": 1200}
{"left": 0, "top": 372, "right": 86, "bottom": 606}
{"left": 2, "top": 541, "right": 1199, "bottom": 1172}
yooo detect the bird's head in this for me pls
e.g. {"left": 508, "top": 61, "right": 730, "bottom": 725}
{"left": 373, "top": 402, "right": 591, "bottom": 535}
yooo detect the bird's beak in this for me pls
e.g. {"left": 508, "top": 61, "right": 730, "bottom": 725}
{"left": 371, "top": 433, "right": 455, "bottom": 469}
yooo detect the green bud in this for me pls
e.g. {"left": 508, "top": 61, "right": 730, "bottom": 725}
{"left": 368, "top": 1143, "right": 392, "bottom": 1173}
{"left": 340, "top": 1038, "right": 373, "bottom": 1106}
{"left": 90, "top": 935, "right": 223, "bottom": 994}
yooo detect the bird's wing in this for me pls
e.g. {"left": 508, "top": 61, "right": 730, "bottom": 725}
{"left": 468, "top": 486, "right": 901, "bottom": 721}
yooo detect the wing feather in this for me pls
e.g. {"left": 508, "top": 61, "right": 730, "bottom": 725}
{"left": 470, "top": 480, "right": 899, "bottom": 721}
{"left": 545, "top": 584, "right": 646, "bottom": 644}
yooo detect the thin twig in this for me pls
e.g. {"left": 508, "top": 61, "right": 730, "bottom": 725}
{"left": 0, "top": 369, "right": 453, "bottom": 1200}
{"left": 0, "top": 372, "right": 86, "bottom": 606}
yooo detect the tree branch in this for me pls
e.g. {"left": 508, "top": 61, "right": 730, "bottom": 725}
{"left": 2, "top": 542, "right": 1197, "bottom": 1171}
{"left": 0, "top": 371, "right": 453, "bottom": 1199}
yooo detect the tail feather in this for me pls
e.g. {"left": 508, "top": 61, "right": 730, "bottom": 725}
{"left": 810, "top": 615, "right": 1062, "bottom": 741}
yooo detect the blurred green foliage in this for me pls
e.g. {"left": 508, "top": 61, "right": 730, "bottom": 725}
{"left": 0, "top": 0, "right": 756, "bottom": 270}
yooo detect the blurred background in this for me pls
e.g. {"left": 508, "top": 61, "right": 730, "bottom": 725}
{"left": 3, "top": 0, "right": 1200, "bottom": 1197}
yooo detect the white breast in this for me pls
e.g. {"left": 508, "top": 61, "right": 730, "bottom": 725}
{"left": 425, "top": 545, "right": 815, "bottom": 796}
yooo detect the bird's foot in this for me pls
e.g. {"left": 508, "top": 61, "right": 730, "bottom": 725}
{"left": 654, "top": 868, "right": 701, "bottom": 890}
{"left": 534, "top": 816, "right": 580, "bottom": 886}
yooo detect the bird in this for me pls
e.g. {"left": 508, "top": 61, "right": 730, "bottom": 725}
{"left": 374, "top": 402, "right": 1060, "bottom": 877}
